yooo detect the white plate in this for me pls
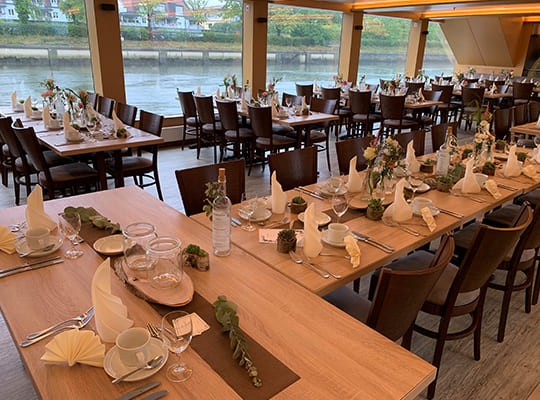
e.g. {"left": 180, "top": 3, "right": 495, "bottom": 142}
{"left": 104, "top": 338, "right": 168, "bottom": 382}
{"left": 321, "top": 230, "right": 353, "bottom": 248}
{"left": 298, "top": 211, "right": 332, "bottom": 226}
{"left": 93, "top": 234, "right": 124, "bottom": 256}
{"left": 404, "top": 181, "right": 431, "bottom": 194}
{"left": 319, "top": 186, "right": 348, "bottom": 196}
{"left": 413, "top": 205, "right": 440, "bottom": 217}
{"left": 238, "top": 208, "right": 271, "bottom": 222}
{"left": 16, "top": 236, "right": 63, "bottom": 257}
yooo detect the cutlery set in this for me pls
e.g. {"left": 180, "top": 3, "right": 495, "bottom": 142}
{"left": 294, "top": 186, "right": 325, "bottom": 200}
{"left": 0, "top": 256, "right": 64, "bottom": 278}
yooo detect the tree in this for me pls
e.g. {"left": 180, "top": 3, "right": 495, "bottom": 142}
{"left": 14, "top": 0, "right": 41, "bottom": 24}
{"left": 218, "top": 0, "right": 242, "bottom": 21}
{"left": 136, "top": 0, "right": 164, "bottom": 39}
{"left": 185, "top": 0, "right": 209, "bottom": 27}
{"left": 58, "top": 0, "right": 86, "bottom": 24}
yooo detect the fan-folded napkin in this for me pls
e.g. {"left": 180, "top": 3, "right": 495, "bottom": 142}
{"left": 485, "top": 180, "right": 502, "bottom": 199}
{"left": 523, "top": 165, "right": 540, "bottom": 181}
{"left": 241, "top": 91, "right": 247, "bottom": 111}
{"left": 271, "top": 98, "right": 279, "bottom": 118}
{"left": 24, "top": 96, "right": 32, "bottom": 118}
{"left": 62, "top": 112, "right": 81, "bottom": 142}
{"left": 535, "top": 114, "right": 540, "bottom": 129}
{"left": 216, "top": 88, "right": 220, "bottom": 98}
{"left": 41, "top": 329, "right": 105, "bottom": 367}
{"left": 533, "top": 144, "right": 540, "bottom": 164}
{"left": 314, "top": 80, "right": 318, "bottom": 92}
{"left": 418, "top": 88, "right": 425, "bottom": 102}
{"left": 112, "top": 110, "right": 125, "bottom": 131}
{"left": 382, "top": 178, "right": 413, "bottom": 222}
{"left": 502, "top": 145, "right": 522, "bottom": 177}
{"left": 0, "top": 226, "right": 17, "bottom": 254}
{"left": 25, "top": 185, "right": 57, "bottom": 232}
{"left": 197, "top": 86, "right": 201, "bottom": 96}
{"left": 344, "top": 236, "right": 360, "bottom": 268}
{"left": 303, "top": 204, "right": 322, "bottom": 258}
{"left": 271, "top": 171, "right": 287, "bottom": 214}
{"left": 11, "top": 91, "right": 17, "bottom": 109}
{"left": 301, "top": 96, "right": 307, "bottom": 110}
{"left": 405, "top": 140, "right": 420, "bottom": 173}
{"left": 453, "top": 158, "right": 481, "bottom": 193}
{"left": 42, "top": 104, "right": 50, "bottom": 127}
{"left": 91, "top": 258, "right": 133, "bottom": 343}
{"left": 347, "top": 156, "right": 362, "bottom": 192}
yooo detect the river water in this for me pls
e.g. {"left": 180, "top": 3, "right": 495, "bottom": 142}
{"left": 0, "top": 57, "right": 455, "bottom": 116}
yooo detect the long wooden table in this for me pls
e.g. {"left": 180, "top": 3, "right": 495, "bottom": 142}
{"left": 510, "top": 121, "right": 540, "bottom": 140}
{"left": 0, "top": 186, "right": 436, "bottom": 399}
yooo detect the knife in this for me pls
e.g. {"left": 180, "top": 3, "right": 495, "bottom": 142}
{"left": 352, "top": 231, "right": 395, "bottom": 253}
{"left": 231, "top": 217, "right": 242, "bottom": 226}
{"left": 140, "top": 390, "right": 168, "bottom": 400}
{"left": 0, "top": 259, "right": 64, "bottom": 279}
{"left": 0, "top": 256, "right": 61, "bottom": 275}
{"left": 117, "top": 381, "right": 161, "bottom": 400}
{"left": 295, "top": 187, "right": 325, "bottom": 200}
{"left": 438, "top": 208, "right": 464, "bottom": 219}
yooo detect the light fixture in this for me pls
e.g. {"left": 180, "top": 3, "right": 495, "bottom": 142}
{"left": 423, "top": 4, "right": 540, "bottom": 18}
{"left": 351, "top": 0, "right": 486, "bottom": 11}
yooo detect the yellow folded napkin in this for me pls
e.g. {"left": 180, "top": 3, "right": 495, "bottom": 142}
{"left": 41, "top": 329, "right": 105, "bottom": 368}
{"left": 241, "top": 91, "right": 247, "bottom": 111}
{"left": 303, "top": 204, "right": 322, "bottom": 258}
{"left": 453, "top": 158, "right": 481, "bottom": 193}
{"left": 42, "top": 104, "right": 50, "bottom": 127}
{"left": 343, "top": 235, "right": 360, "bottom": 268}
{"left": 24, "top": 96, "right": 32, "bottom": 118}
{"left": 314, "top": 80, "right": 318, "bottom": 92}
{"left": 91, "top": 258, "right": 133, "bottom": 343}
{"left": 382, "top": 178, "right": 413, "bottom": 222}
{"left": 301, "top": 96, "right": 307, "bottom": 110}
{"left": 0, "top": 226, "right": 17, "bottom": 254}
{"left": 484, "top": 180, "right": 502, "bottom": 199}
{"left": 271, "top": 98, "right": 279, "bottom": 118}
{"left": 421, "top": 207, "right": 437, "bottom": 232}
{"left": 503, "top": 145, "right": 522, "bottom": 177}
{"left": 197, "top": 86, "right": 201, "bottom": 96}
{"left": 62, "top": 112, "right": 82, "bottom": 142}
{"left": 405, "top": 140, "right": 420, "bottom": 173}
{"left": 25, "top": 185, "right": 57, "bottom": 232}
{"left": 271, "top": 171, "right": 287, "bottom": 214}
{"left": 523, "top": 165, "right": 540, "bottom": 182}
{"left": 11, "top": 91, "right": 17, "bottom": 109}
{"left": 347, "top": 156, "right": 362, "bottom": 192}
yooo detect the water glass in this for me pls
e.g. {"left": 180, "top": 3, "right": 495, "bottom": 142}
{"left": 58, "top": 212, "right": 83, "bottom": 259}
{"left": 161, "top": 311, "right": 193, "bottom": 382}
{"left": 146, "top": 237, "right": 183, "bottom": 289}
{"left": 330, "top": 194, "right": 349, "bottom": 223}
{"left": 240, "top": 192, "right": 257, "bottom": 232}
{"left": 123, "top": 222, "right": 157, "bottom": 280}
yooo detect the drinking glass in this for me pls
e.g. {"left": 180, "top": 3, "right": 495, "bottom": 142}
{"left": 330, "top": 194, "right": 349, "bottom": 223}
{"left": 161, "top": 311, "right": 193, "bottom": 382}
{"left": 146, "top": 237, "right": 183, "bottom": 289}
{"left": 123, "top": 223, "right": 157, "bottom": 281}
{"left": 407, "top": 175, "right": 423, "bottom": 202}
{"left": 285, "top": 97, "right": 292, "bottom": 114}
{"left": 327, "top": 172, "right": 344, "bottom": 195}
{"left": 240, "top": 192, "right": 257, "bottom": 232}
{"left": 58, "top": 212, "right": 83, "bottom": 259}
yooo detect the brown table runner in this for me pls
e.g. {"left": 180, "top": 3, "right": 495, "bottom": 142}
{"left": 271, "top": 208, "right": 364, "bottom": 231}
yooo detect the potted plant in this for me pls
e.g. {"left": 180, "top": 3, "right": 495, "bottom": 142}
{"left": 290, "top": 196, "right": 307, "bottom": 214}
{"left": 482, "top": 161, "right": 496, "bottom": 176}
{"left": 436, "top": 175, "right": 453, "bottom": 192}
{"left": 276, "top": 229, "right": 297, "bottom": 253}
{"left": 517, "top": 152, "right": 528, "bottom": 162}
{"left": 182, "top": 244, "right": 209, "bottom": 271}
{"left": 420, "top": 158, "right": 434, "bottom": 174}
{"left": 462, "top": 148, "right": 473, "bottom": 160}
{"left": 495, "top": 139, "right": 506, "bottom": 151}
{"left": 366, "top": 198, "right": 384, "bottom": 220}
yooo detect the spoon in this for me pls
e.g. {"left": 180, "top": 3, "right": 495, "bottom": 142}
{"left": 112, "top": 355, "right": 164, "bottom": 384}
{"left": 319, "top": 253, "right": 351, "bottom": 260}
{"left": 382, "top": 217, "right": 424, "bottom": 237}
{"left": 9, "top": 221, "right": 27, "bottom": 232}
{"left": 260, "top": 217, "right": 289, "bottom": 227}
{"left": 289, "top": 251, "right": 329, "bottom": 278}
{"left": 19, "top": 243, "right": 56, "bottom": 257}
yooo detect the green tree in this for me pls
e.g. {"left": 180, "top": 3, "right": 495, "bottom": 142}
{"left": 58, "top": 0, "right": 86, "bottom": 24}
{"left": 14, "top": 0, "right": 41, "bottom": 24}
{"left": 136, "top": 0, "right": 164, "bottom": 39}
{"left": 186, "top": 0, "right": 209, "bottom": 27}
{"left": 218, "top": 0, "right": 242, "bottom": 21}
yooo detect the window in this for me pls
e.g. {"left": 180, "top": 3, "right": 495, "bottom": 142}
{"left": 423, "top": 22, "right": 455, "bottom": 79}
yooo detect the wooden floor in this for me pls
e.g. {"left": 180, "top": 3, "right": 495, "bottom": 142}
{"left": 1, "top": 127, "right": 540, "bottom": 399}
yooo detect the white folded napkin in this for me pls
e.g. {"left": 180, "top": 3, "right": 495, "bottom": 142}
{"left": 533, "top": 145, "right": 540, "bottom": 163}
{"left": 314, "top": 80, "right": 318, "bottom": 92}
{"left": 382, "top": 178, "right": 413, "bottom": 222}
{"left": 228, "top": 86, "right": 233, "bottom": 99}
{"left": 112, "top": 110, "right": 125, "bottom": 131}
{"left": 344, "top": 235, "right": 360, "bottom": 268}
{"left": 405, "top": 140, "right": 420, "bottom": 173}
{"left": 41, "top": 329, "right": 105, "bottom": 368}
{"left": 523, "top": 165, "right": 540, "bottom": 182}
{"left": 490, "top": 83, "right": 497, "bottom": 94}
{"left": 271, "top": 171, "right": 287, "bottom": 214}
{"left": 0, "top": 225, "right": 17, "bottom": 254}
{"left": 503, "top": 145, "right": 522, "bottom": 177}
{"left": 216, "top": 88, "right": 220, "bottom": 98}
{"left": 24, "top": 96, "right": 32, "bottom": 118}
{"left": 301, "top": 96, "right": 307, "bottom": 110}
{"left": 453, "top": 158, "right": 481, "bottom": 193}
{"left": 271, "top": 98, "right": 278, "bottom": 118}
{"left": 535, "top": 114, "right": 540, "bottom": 129}
{"left": 63, "top": 112, "right": 81, "bottom": 142}
{"left": 11, "top": 91, "right": 17, "bottom": 109}
{"left": 197, "top": 86, "right": 201, "bottom": 96}
{"left": 418, "top": 88, "right": 425, "bottom": 102}
{"left": 25, "top": 185, "right": 57, "bottom": 232}
{"left": 303, "top": 204, "right": 322, "bottom": 258}
{"left": 92, "top": 258, "right": 134, "bottom": 343}
{"left": 347, "top": 156, "right": 362, "bottom": 192}
{"left": 241, "top": 91, "right": 247, "bottom": 111}
{"left": 484, "top": 180, "right": 502, "bottom": 199}
{"left": 42, "top": 104, "right": 50, "bottom": 128}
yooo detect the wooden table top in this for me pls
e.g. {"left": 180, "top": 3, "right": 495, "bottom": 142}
{"left": 510, "top": 121, "right": 540, "bottom": 137}
{"left": 0, "top": 186, "right": 436, "bottom": 399}
{"left": 238, "top": 108, "right": 338, "bottom": 127}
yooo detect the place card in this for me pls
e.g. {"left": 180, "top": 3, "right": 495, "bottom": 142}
{"left": 174, "top": 313, "right": 210, "bottom": 337}
{"left": 259, "top": 229, "right": 304, "bottom": 244}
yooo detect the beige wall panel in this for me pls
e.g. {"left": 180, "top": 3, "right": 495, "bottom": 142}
{"left": 243, "top": 1, "right": 268, "bottom": 94}
{"left": 339, "top": 12, "right": 363, "bottom": 84}
{"left": 469, "top": 16, "right": 513, "bottom": 66}
{"left": 441, "top": 19, "right": 484, "bottom": 65}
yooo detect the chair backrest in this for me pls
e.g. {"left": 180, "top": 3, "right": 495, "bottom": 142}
{"left": 405, "top": 81, "right": 424, "bottom": 95}
{"left": 139, "top": 110, "right": 163, "bottom": 137}
{"left": 88, "top": 92, "right": 99, "bottom": 109}
{"left": 194, "top": 95, "right": 216, "bottom": 126}
{"left": 507, "top": 205, "right": 540, "bottom": 272}
{"left": 422, "top": 90, "right": 442, "bottom": 114}
{"left": 97, "top": 96, "right": 116, "bottom": 118}
{"left": 393, "top": 130, "right": 426, "bottom": 156}
{"left": 115, "top": 102, "right": 138, "bottom": 126}
{"left": 431, "top": 122, "right": 458, "bottom": 152}
{"left": 216, "top": 100, "right": 239, "bottom": 132}
{"left": 335, "top": 136, "right": 374, "bottom": 175}
{"left": 268, "top": 147, "right": 318, "bottom": 191}
{"left": 177, "top": 90, "right": 197, "bottom": 119}
{"left": 432, "top": 84, "right": 454, "bottom": 104}
{"left": 493, "top": 107, "right": 512, "bottom": 141}
{"left": 434, "top": 76, "right": 452, "bottom": 83}
{"left": 513, "top": 81, "right": 534, "bottom": 101}
{"left": 247, "top": 105, "right": 273, "bottom": 141}
{"left": 368, "top": 234, "right": 454, "bottom": 341}
{"left": 321, "top": 87, "right": 341, "bottom": 101}
{"left": 295, "top": 84, "right": 313, "bottom": 105}
{"left": 380, "top": 94, "right": 406, "bottom": 120}
{"left": 513, "top": 104, "right": 529, "bottom": 126}
{"left": 12, "top": 123, "right": 52, "bottom": 186}
{"left": 464, "top": 78, "right": 479, "bottom": 85}
{"left": 281, "top": 93, "right": 303, "bottom": 107}
{"left": 0, "top": 116, "right": 24, "bottom": 159}
{"left": 349, "top": 90, "right": 372, "bottom": 115}
{"left": 310, "top": 98, "right": 337, "bottom": 129}
{"left": 366, "top": 84, "right": 379, "bottom": 93}
{"left": 530, "top": 101, "right": 540, "bottom": 122}
{"left": 175, "top": 159, "right": 245, "bottom": 216}
{"left": 461, "top": 87, "right": 484, "bottom": 108}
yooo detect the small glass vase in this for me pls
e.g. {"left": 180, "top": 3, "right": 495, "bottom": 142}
{"left": 360, "top": 167, "right": 375, "bottom": 201}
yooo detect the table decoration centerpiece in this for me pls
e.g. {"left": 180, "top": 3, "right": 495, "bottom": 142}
{"left": 182, "top": 244, "right": 209, "bottom": 271}
{"left": 366, "top": 198, "right": 384, "bottom": 221}
{"left": 420, "top": 158, "right": 434, "bottom": 173}
{"left": 495, "top": 139, "right": 506, "bottom": 151}
{"left": 482, "top": 161, "right": 496, "bottom": 176}
{"left": 276, "top": 229, "right": 297, "bottom": 253}
{"left": 290, "top": 196, "right": 307, "bottom": 214}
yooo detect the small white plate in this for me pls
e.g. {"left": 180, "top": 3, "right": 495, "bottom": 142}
{"left": 298, "top": 211, "right": 332, "bottom": 226}
{"left": 93, "top": 234, "right": 124, "bottom": 256}
{"left": 321, "top": 230, "right": 353, "bottom": 248}
{"left": 16, "top": 236, "right": 63, "bottom": 257}
{"left": 104, "top": 338, "right": 168, "bottom": 382}
{"left": 413, "top": 205, "right": 440, "bottom": 217}
{"left": 404, "top": 181, "right": 431, "bottom": 194}
{"left": 319, "top": 186, "right": 348, "bottom": 197}
{"left": 238, "top": 208, "right": 271, "bottom": 222}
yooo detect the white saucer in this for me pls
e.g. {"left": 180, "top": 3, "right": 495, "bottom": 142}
{"left": 298, "top": 211, "right": 332, "bottom": 226}
{"left": 413, "top": 205, "right": 440, "bottom": 217}
{"left": 104, "top": 337, "right": 168, "bottom": 382}
{"left": 16, "top": 236, "right": 63, "bottom": 257}
{"left": 404, "top": 181, "right": 431, "bottom": 194}
{"left": 93, "top": 234, "right": 123, "bottom": 256}
{"left": 321, "top": 230, "right": 353, "bottom": 248}
{"left": 238, "top": 208, "right": 271, "bottom": 222}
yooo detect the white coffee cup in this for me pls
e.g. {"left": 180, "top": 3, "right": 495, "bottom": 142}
{"left": 25, "top": 228, "right": 50, "bottom": 250}
{"left": 327, "top": 223, "right": 349, "bottom": 243}
{"left": 412, "top": 198, "right": 432, "bottom": 214}
{"left": 116, "top": 327, "right": 151, "bottom": 368}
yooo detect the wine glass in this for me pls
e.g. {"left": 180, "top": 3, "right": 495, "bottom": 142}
{"left": 330, "top": 194, "right": 349, "bottom": 223}
{"left": 240, "top": 192, "right": 257, "bottom": 232}
{"left": 326, "top": 172, "right": 344, "bottom": 195}
{"left": 58, "top": 212, "right": 83, "bottom": 259}
{"left": 161, "top": 311, "right": 193, "bottom": 382}
{"left": 285, "top": 96, "right": 292, "bottom": 114}
{"left": 407, "top": 174, "right": 423, "bottom": 203}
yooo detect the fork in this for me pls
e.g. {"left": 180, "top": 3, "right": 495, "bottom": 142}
{"left": 20, "top": 312, "right": 95, "bottom": 347}
{"left": 9, "top": 221, "right": 27, "bottom": 232}
{"left": 449, "top": 189, "right": 487, "bottom": 203}
{"left": 319, "top": 253, "right": 351, "bottom": 260}
{"left": 382, "top": 217, "right": 424, "bottom": 237}
{"left": 26, "top": 306, "right": 94, "bottom": 340}
{"left": 147, "top": 322, "right": 160, "bottom": 339}
{"left": 260, "top": 217, "right": 289, "bottom": 227}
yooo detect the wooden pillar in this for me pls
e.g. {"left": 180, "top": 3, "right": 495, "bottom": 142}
{"left": 85, "top": 0, "right": 126, "bottom": 102}
{"left": 243, "top": 1, "right": 268, "bottom": 95}
{"left": 405, "top": 19, "right": 429, "bottom": 78}
{"left": 339, "top": 11, "right": 363, "bottom": 85}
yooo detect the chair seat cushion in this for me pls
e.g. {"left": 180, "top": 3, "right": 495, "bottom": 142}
{"left": 272, "top": 124, "right": 294, "bottom": 136}
{"left": 482, "top": 204, "right": 521, "bottom": 228}
{"left": 514, "top": 99, "right": 529, "bottom": 105}
{"left": 43, "top": 151, "right": 73, "bottom": 166}
{"left": 308, "top": 130, "right": 327, "bottom": 142}
{"left": 14, "top": 157, "right": 34, "bottom": 172}
{"left": 201, "top": 122, "right": 223, "bottom": 133}
{"left": 323, "top": 286, "right": 371, "bottom": 323}
{"left": 256, "top": 135, "right": 296, "bottom": 147}
{"left": 516, "top": 188, "right": 540, "bottom": 207}
{"left": 383, "top": 119, "right": 418, "bottom": 128}
{"left": 352, "top": 114, "right": 381, "bottom": 123}
{"left": 185, "top": 116, "right": 197, "bottom": 126}
{"left": 110, "top": 156, "right": 153, "bottom": 174}
{"left": 224, "top": 128, "right": 253, "bottom": 140}
{"left": 40, "top": 162, "right": 98, "bottom": 184}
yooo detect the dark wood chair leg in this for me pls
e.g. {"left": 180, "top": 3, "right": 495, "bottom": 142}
{"left": 153, "top": 167, "right": 164, "bottom": 201}
{"left": 533, "top": 260, "right": 540, "bottom": 305}
{"left": 353, "top": 278, "right": 360, "bottom": 293}
{"left": 497, "top": 271, "right": 517, "bottom": 342}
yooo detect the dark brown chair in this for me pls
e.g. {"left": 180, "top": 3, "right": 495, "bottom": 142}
{"left": 12, "top": 123, "right": 98, "bottom": 200}
{"left": 419, "top": 89, "right": 442, "bottom": 129}
{"left": 325, "top": 233, "right": 454, "bottom": 349}
{"left": 321, "top": 87, "right": 349, "bottom": 139}
{"left": 281, "top": 93, "right": 303, "bottom": 107}
{"left": 530, "top": 101, "right": 540, "bottom": 122}
{"left": 458, "top": 86, "right": 485, "bottom": 130}
{"left": 307, "top": 97, "right": 337, "bottom": 171}
{"left": 0, "top": 126, "right": 11, "bottom": 187}
{"left": 405, "top": 81, "right": 424, "bottom": 95}
{"left": 87, "top": 92, "right": 99, "bottom": 110}
{"left": 493, "top": 107, "right": 513, "bottom": 141}
{"left": 393, "top": 129, "right": 426, "bottom": 156}
{"left": 106, "top": 110, "right": 164, "bottom": 200}
{"left": 380, "top": 94, "right": 419, "bottom": 135}
{"left": 115, "top": 102, "right": 138, "bottom": 126}
{"left": 432, "top": 83, "right": 457, "bottom": 123}
{"left": 96, "top": 95, "right": 116, "bottom": 119}
{"left": 366, "top": 84, "right": 379, "bottom": 93}
{"left": 247, "top": 105, "right": 296, "bottom": 175}
{"left": 295, "top": 83, "right": 313, "bottom": 106}
{"left": 513, "top": 103, "right": 529, "bottom": 126}
{"left": 216, "top": 99, "right": 253, "bottom": 162}
{"left": 335, "top": 136, "right": 374, "bottom": 175}
{"left": 464, "top": 77, "right": 479, "bottom": 86}
{"left": 177, "top": 90, "right": 199, "bottom": 150}
{"left": 268, "top": 146, "right": 317, "bottom": 191}
{"left": 175, "top": 159, "right": 245, "bottom": 216}
{"left": 431, "top": 122, "right": 458, "bottom": 153}
{"left": 194, "top": 95, "right": 222, "bottom": 163}
{"left": 348, "top": 90, "right": 380, "bottom": 137}
{"left": 512, "top": 81, "right": 534, "bottom": 105}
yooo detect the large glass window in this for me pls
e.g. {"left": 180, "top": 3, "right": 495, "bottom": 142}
{"left": 0, "top": 0, "right": 93, "bottom": 108}
{"left": 267, "top": 4, "right": 342, "bottom": 94}
{"left": 120, "top": 0, "right": 243, "bottom": 115}
{"left": 423, "top": 21, "right": 455, "bottom": 79}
